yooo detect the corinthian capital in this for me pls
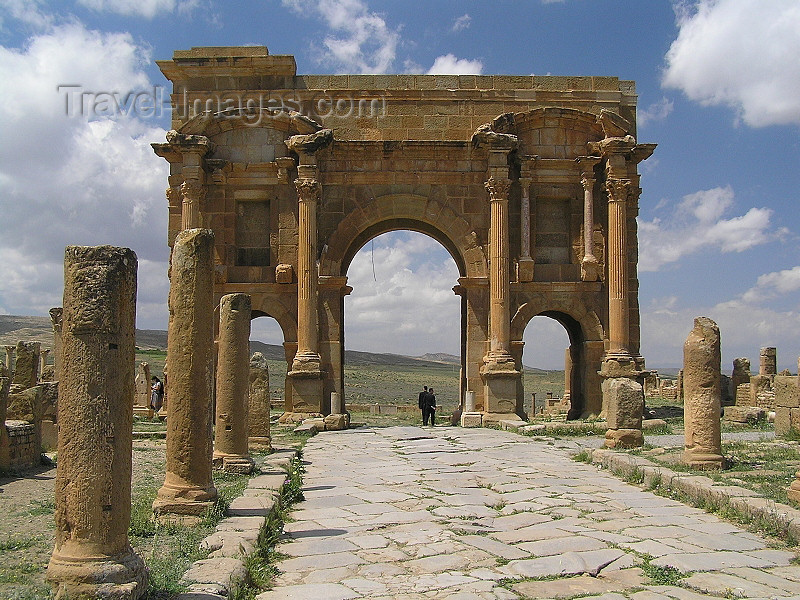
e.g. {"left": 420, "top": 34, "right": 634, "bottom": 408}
{"left": 485, "top": 176, "right": 511, "bottom": 201}
{"left": 605, "top": 178, "right": 631, "bottom": 203}
{"left": 580, "top": 173, "right": 595, "bottom": 192}
{"left": 166, "top": 186, "right": 181, "bottom": 207}
{"left": 295, "top": 178, "right": 321, "bottom": 203}
{"left": 180, "top": 179, "right": 205, "bottom": 203}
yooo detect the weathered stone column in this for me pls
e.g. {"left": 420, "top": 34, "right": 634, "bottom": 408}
{"left": 760, "top": 347, "right": 777, "bottom": 376}
{"left": 284, "top": 129, "right": 333, "bottom": 418}
{"left": 249, "top": 352, "right": 271, "bottom": 451}
{"left": 12, "top": 341, "right": 40, "bottom": 391}
{"left": 563, "top": 348, "right": 572, "bottom": 407}
{"left": 605, "top": 177, "right": 631, "bottom": 359}
{"left": 214, "top": 293, "right": 255, "bottom": 474}
{"left": 154, "top": 229, "right": 217, "bottom": 520}
{"left": 49, "top": 307, "right": 63, "bottom": 381}
{"left": 577, "top": 157, "right": 601, "bottom": 281}
{"left": 4, "top": 345, "right": 13, "bottom": 373}
{"left": 39, "top": 349, "right": 50, "bottom": 380}
{"left": 517, "top": 174, "right": 534, "bottom": 282}
{"left": 683, "top": 317, "right": 725, "bottom": 469}
{"left": 47, "top": 245, "right": 146, "bottom": 599}
{"left": 0, "top": 376, "right": 11, "bottom": 471}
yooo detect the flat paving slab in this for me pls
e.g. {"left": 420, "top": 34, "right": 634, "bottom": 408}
{"left": 261, "top": 427, "right": 800, "bottom": 599}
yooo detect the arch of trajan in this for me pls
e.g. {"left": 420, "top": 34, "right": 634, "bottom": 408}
{"left": 153, "top": 46, "right": 655, "bottom": 426}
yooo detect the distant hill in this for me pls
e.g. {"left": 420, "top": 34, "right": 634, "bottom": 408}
{"left": 0, "top": 314, "right": 553, "bottom": 371}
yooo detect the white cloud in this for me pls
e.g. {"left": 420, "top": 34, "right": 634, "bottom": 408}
{"left": 0, "top": 21, "right": 169, "bottom": 328}
{"left": 451, "top": 14, "right": 470, "bottom": 32}
{"left": 0, "top": 0, "right": 52, "bottom": 28}
{"left": 637, "top": 97, "right": 673, "bottom": 127}
{"left": 638, "top": 186, "right": 774, "bottom": 271}
{"left": 741, "top": 266, "right": 800, "bottom": 304}
{"left": 76, "top": 0, "right": 199, "bottom": 19}
{"left": 343, "top": 232, "right": 461, "bottom": 355}
{"left": 427, "top": 54, "right": 483, "bottom": 75}
{"left": 662, "top": 0, "right": 800, "bottom": 127}
{"left": 282, "top": 0, "right": 400, "bottom": 74}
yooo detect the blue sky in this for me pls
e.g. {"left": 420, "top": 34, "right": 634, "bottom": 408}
{"left": 0, "top": 0, "right": 799, "bottom": 370}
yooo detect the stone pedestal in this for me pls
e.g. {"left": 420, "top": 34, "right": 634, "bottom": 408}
{"left": 248, "top": 352, "right": 271, "bottom": 451}
{"left": 460, "top": 390, "right": 482, "bottom": 427}
{"left": 481, "top": 363, "right": 522, "bottom": 422}
{"left": 602, "top": 377, "right": 643, "bottom": 448}
{"left": 133, "top": 362, "right": 152, "bottom": 418}
{"left": 154, "top": 229, "right": 218, "bottom": 521}
{"left": 46, "top": 245, "right": 147, "bottom": 600}
{"left": 683, "top": 317, "right": 725, "bottom": 470}
{"left": 213, "top": 293, "right": 254, "bottom": 474}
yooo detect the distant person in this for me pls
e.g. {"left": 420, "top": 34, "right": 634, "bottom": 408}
{"left": 150, "top": 375, "right": 164, "bottom": 412}
{"left": 418, "top": 385, "right": 428, "bottom": 424}
{"left": 424, "top": 387, "right": 436, "bottom": 426}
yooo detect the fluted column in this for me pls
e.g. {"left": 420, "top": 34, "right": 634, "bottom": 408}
{"left": 180, "top": 179, "right": 203, "bottom": 230}
{"left": 606, "top": 178, "right": 631, "bottom": 358}
{"left": 519, "top": 177, "right": 532, "bottom": 259}
{"left": 293, "top": 177, "right": 321, "bottom": 368}
{"left": 578, "top": 157, "right": 601, "bottom": 281}
{"left": 485, "top": 176, "right": 513, "bottom": 362}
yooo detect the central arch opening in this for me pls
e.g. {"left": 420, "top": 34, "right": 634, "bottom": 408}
{"left": 343, "top": 230, "right": 462, "bottom": 424}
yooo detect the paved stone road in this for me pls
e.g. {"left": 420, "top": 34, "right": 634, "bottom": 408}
{"left": 257, "top": 427, "right": 800, "bottom": 599}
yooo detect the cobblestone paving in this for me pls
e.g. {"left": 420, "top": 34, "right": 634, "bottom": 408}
{"left": 257, "top": 427, "right": 800, "bottom": 599}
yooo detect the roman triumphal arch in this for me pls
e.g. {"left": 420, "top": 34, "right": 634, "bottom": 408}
{"left": 153, "top": 46, "right": 655, "bottom": 426}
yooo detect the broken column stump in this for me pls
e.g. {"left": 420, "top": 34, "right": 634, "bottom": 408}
{"left": 248, "top": 352, "right": 271, "bottom": 451}
{"left": 213, "top": 293, "right": 255, "bottom": 474}
{"left": 683, "top": 316, "right": 725, "bottom": 470}
{"left": 153, "top": 229, "right": 218, "bottom": 522}
{"left": 46, "top": 245, "right": 147, "bottom": 600}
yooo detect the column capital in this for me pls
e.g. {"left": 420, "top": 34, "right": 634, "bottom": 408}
{"left": 484, "top": 176, "right": 511, "bottom": 201}
{"left": 295, "top": 177, "right": 321, "bottom": 203}
{"left": 605, "top": 178, "right": 631, "bottom": 203}
{"left": 166, "top": 186, "right": 181, "bottom": 206}
{"left": 518, "top": 176, "right": 532, "bottom": 191}
{"left": 580, "top": 173, "right": 595, "bottom": 191}
{"left": 180, "top": 179, "right": 205, "bottom": 202}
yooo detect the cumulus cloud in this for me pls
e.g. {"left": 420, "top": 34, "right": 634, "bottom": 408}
{"left": 343, "top": 232, "right": 461, "bottom": 355}
{"left": 0, "top": 21, "right": 169, "bottom": 326}
{"left": 451, "top": 14, "right": 470, "bottom": 32}
{"left": 637, "top": 97, "right": 673, "bottom": 127}
{"left": 741, "top": 266, "right": 800, "bottom": 304}
{"left": 0, "top": 0, "right": 52, "bottom": 28}
{"left": 427, "top": 53, "right": 483, "bottom": 75}
{"left": 662, "top": 0, "right": 800, "bottom": 127}
{"left": 282, "top": 0, "right": 400, "bottom": 73}
{"left": 76, "top": 0, "right": 199, "bottom": 19}
{"left": 638, "top": 186, "right": 774, "bottom": 271}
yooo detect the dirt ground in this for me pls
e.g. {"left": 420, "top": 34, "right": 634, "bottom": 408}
{"left": 0, "top": 439, "right": 168, "bottom": 600}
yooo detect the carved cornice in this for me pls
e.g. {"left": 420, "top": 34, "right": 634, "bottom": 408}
{"left": 605, "top": 178, "right": 631, "bottom": 203}
{"left": 485, "top": 176, "right": 511, "bottom": 201}
{"left": 295, "top": 178, "right": 321, "bottom": 203}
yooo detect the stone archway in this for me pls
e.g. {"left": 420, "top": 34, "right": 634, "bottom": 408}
{"left": 511, "top": 298, "right": 605, "bottom": 417}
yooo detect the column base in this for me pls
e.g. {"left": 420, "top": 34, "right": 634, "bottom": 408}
{"left": 580, "top": 256, "right": 600, "bottom": 281}
{"left": 460, "top": 412, "right": 482, "bottom": 427}
{"left": 604, "top": 428, "right": 643, "bottom": 448}
{"left": 153, "top": 482, "right": 217, "bottom": 524}
{"left": 47, "top": 547, "right": 147, "bottom": 600}
{"left": 278, "top": 411, "right": 323, "bottom": 424}
{"left": 481, "top": 355, "right": 522, "bottom": 416}
{"left": 288, "top": 359, "right": 324, "bottom": 414}
{"left": 683, "top": 450, "right": 726, "bottom": 470}
{"left": 323, "top": 413, "right": 350, "bottom": 430}
{"left": 213, "top": 452, "right": 255, "bottom": 474}
{"left": 248, "top": 436, "right": 272, "bottom": 451}
{"left": 600, "top": 353, "right": 641, "bottom": 378}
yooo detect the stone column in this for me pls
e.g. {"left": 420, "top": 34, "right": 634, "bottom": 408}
{"left": 577, "top": 157, "right": 601, "bottom": 281}
{"left": 134, "top": 362, "right": 151, "bottom": 416}
{"left": 213, "top": 293, "right": 255, "bottom": 474}
{"left": 0, "top": 376, "right": 11, "bottom": 470}
{"left": 47, "top": 245, "right": 146, "bottom": 599}
{"left": 517, "top": 175, "right": 534, "bottom": 282}
{"left": 154, "top": 229, "right": 217, "bottom": 520}
{"left": 180, "top": 179, "right": 204, "bottom": 230}
{"left": 605, "top": 178, "right": 632, "bottom": 359}
{"left": 249, "top": 352, "right": 271, "bottom": 451}
{"left": 760, "top": 347, "right": 777, "bottom": 375}
{"left": 39, "top": 349, "right": 50, "bottom": 379}
{"left": 563, "top": 348, "right": 572, "bottom": 407}
{"left": 49, "top": 307, "right": 63, "bottom": 381}
{"left": 683, "top": 316, "right": 725, "bottom": 469}
{"left": 3, "top": 346, "right": 13, "bottom": 373}
{"left": 12, "top": 341, "right": 40, "bottom": 390}
{"left": 284, "top": 129, "right": 333, "bottom": 418}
